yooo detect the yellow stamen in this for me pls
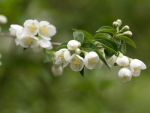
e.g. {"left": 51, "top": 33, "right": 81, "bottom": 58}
{"left": 58, "top": 53, "right": 65, "bottom": 60}
{"left": 73, "top": 57, "right": 80, "bottom": 67}
{"left": 25, "top": 37, "right": 33, "bottom": 45}
{"left": 40, "top": 26, "right": 49, "bottom": 34}
{"left": 134, "top": 66, "right": 140, "bottom": 71}
{"left": 88, "top": 58, "right": 96, "bottom": 64}
{"left": 123, "top": 75, "right": 127, "bottom": 79}
{"left": 28, "top": 24, "right": 36, "bottom": 32}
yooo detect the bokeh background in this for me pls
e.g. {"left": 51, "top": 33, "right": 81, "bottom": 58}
{"left": 0, "top": 0, "right": 150, "bottom": 113}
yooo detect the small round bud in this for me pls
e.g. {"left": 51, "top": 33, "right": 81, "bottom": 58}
{"left": 113, "top": 21, "right": 119, "bottom": 27}
{"left": 51, "top": 65, "right": 63, "bottom": 76}
{"left": 75, "top": 48, "right": 81, "bottom": 54}
{"left": 67, "top": 40, "right": 81, "bottom": 50}
{"left": 116, "top": 19, "right": 122, "bottom": 26}
{"left": 121, "top": 25, "right": 130, "bottom": 31}
{"left": 123, "top": 31, "right": 132, "bottom": 36}
{"left": 0, "top": 14, "right": 7, "bottom": 24}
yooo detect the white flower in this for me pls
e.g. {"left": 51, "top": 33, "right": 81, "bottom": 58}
{"left": 51, "top": 65, "right": 63, "bottom": 76}
{"left": 9, "top": 24, "right": 23, "bottom": 36}
{"left": 118, "top": 68, "right": 132, "bottom": 82}
{"left": 116, "top": 56, "right": 129, "bottom": 67}
{"left": 130, "top": 59, "right": 146, "bottom": 77}
{"left": 55, "top": 49, "right": 71, "bottom": 68}
{"left": 107, "top": 55, "right": 117, "bottom": 67}
{"left": 0, "top": 14, "right": 7, "bottom": 24}
{"left": 32, "top": 39, "right": 52, "bottom": 52}
{"left": 84, "top": 51, "right": 99, "bottom": 70}
{"left": 67, "top": 40, "right": 81, "bottom": 50}
{"left": 18, "top": 33, "right": 38, "bottom": 48}
{"left": 70, "top": 54, "right": 84, "bottom": 71}
{"left": 24, "top": 19, "right": 39, "bottom": 36}
{"left": 38, "top": 21, "right": 56, "bottom": 40}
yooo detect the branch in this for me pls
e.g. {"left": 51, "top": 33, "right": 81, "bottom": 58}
{"left": 0, "top": 33, "right": 61, "bottom": 46}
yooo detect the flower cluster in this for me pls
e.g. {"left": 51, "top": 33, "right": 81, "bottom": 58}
{"left": 54, "top": 40, "right": 103, "bottom": 72}
{"left": 107, "top": 53, "right": 146, "bottom": 82}
{"left": 9, "top": 19, "right": 56, "bottom": 52}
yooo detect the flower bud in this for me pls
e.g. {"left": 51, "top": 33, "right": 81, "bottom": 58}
{"left": 67, "top": 40, "right": 81, "bottom": 50}
{"left": 122, "top": 25, "right": 130, "bottom": 31}
{"left": 75, "top": 48, "right": 81, "bottom": 54}
{"left": 51, "top": 65, "right": 63, "bottom": 76}
{"left": 0, "top": 14, "right": 7, "bottom": 24}
{"left": 113, "top": 21, "right": 119, "bottom": 27}
{"left": 118, "top": 68, "right": 132, "bottom": 82}
{"left": 116, "top": 56, "right": 129, "bottom": 67}
{"left": 116, "top": 19, "right": 122, "bottom": 26}
{"left": 123, "top": 31, "right": 132, "bottom": 36}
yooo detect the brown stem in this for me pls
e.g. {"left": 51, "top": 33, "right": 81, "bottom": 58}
{"left": 0, "top": 33, "right": 61, "bottom": 46}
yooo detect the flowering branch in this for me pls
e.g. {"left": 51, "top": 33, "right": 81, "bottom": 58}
{"left": 0, "top": 16, "right": 147, "bottom": 82}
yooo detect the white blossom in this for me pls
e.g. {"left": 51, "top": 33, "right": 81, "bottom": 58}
{"left": 51, "top": 65, "right": 63, "bottom": 76}
{"left": 116, "top": 56, "right": 129, "bottom": 67}
{"left": 32, "top": 39, "right": 52, "bottom": 52}
{"left": 130, "top": 59, "right": 146, "bottom": 77}
{"left": 70, "top": 54, "right": 84, "bottom": 71}
{"left": 55, "top": 49, "right": 71, "bottom": 68}
{"left": 118, "top": 68, "right": 132, "bottom": 82}
{"left": 9, "top": 24, "right": 23, "bottom": 36}
{"left": 0, "top": 14, "right": 7, "bottom": 24}
{"left": 67, "top": 40, "right": 81, "bottom": 50}
{"left": 24, "top": 19, "right": 39, "bottom": 36}
{"left": 84, "top": 51, "right": 99, "bottom": 70}
{"left": 38, "top": 21, "right": 56, "bottom": 40}
{"left": 107, "top": 55, "right": 117, "bottom": 67}
{"left": 18, "top": 33, "right": 38, "bottom": 48}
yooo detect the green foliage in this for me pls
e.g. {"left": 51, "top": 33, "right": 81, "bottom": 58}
{"left": 116, "top": 35, "right": 137, "bottom": 48}
{"left": 96, "top": 26, "right": 117, "bottom": 34}
{"left": 73, "top": 31, "right": 84, "bottom": 43}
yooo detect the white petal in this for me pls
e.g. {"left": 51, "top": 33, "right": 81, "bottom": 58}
{"left": 39, "top": 39, "right": 50, "bottom": 48}
{"left": 63, "top": 61, "right": 69, "bottom": 68}
{"left": 132, "top": 70, "right": 141, "bottom": 77}
{"left": 118, "top": 68, "right": 132, "bottom": 82}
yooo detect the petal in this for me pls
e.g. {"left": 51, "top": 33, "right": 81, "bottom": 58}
{"left": 39, "top": 39, "right": 50, "bottom": 48}
{"left": 132, "top": 70, "right": 141, "bottom": 77}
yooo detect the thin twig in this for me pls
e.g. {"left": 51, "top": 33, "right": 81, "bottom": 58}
{"left": 0, "top": 33, "right": 61, "bottom": 46}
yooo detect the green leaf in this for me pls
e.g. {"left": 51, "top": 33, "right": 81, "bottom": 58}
{"left": 121, "top": 41, "right": 126, "bottom": 54}
{"left": 96, "top": 39, "right": 118, "bottom": 54}
{"left": 73, "top": 29, "right": 93, "bottom": 41}
{"left": 94, "top": 33, "right": 111, "bottom": 39}
{"left": 73, "top": 31, "right": 84, "bottom": 43}
{"left": 96, "top": 26, "right": 117, "bottom": 34}
{"left": 56, "top": 42, "right": 68, "bottom": 50}
{"left": 94, "top": 50, "right": 110, "bottom": 70}
{"left": 81, "top": 42, "right": 98, "bottom": 50}
{"left": 116, "top": 36, "right": 137, "bottom": 48}
{"left": 23, "top": 48, "right": 28, "bottom": 51}
{"left": 79, "top": 67, "right": 84, "bottom": 76}
{"left": 43, "top": 51, "right": 53, "bottom": 63}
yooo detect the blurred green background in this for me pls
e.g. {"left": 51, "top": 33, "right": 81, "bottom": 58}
{"left": 0, "top": 0, "right": 150, "bottom": 113}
